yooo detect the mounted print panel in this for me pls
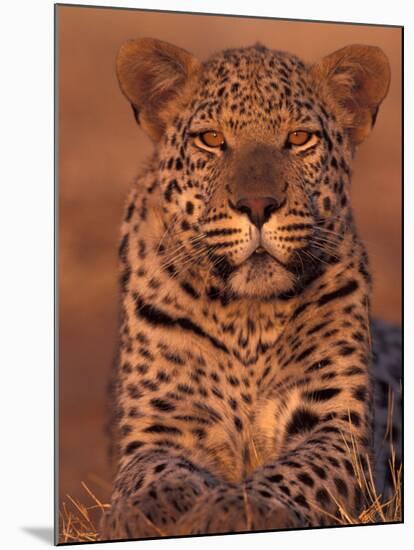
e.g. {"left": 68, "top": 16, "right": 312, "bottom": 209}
{"left": 56, "top": 4, "right": 402, "bottom": 544}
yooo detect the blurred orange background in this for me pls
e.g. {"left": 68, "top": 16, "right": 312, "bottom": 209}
{"left": 57, "top": 5, "right": 402, "bottom": 513}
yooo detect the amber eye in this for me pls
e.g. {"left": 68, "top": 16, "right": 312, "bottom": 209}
{"left": 287, "top": 130, "right": 312, "bottom": 146}
{"left": 198, "top": 131, "right": 226, "bottom": 149}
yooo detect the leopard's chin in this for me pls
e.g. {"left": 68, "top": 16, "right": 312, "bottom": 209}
{"left": 228, "top": 251, "right": 296, "bottom": 300}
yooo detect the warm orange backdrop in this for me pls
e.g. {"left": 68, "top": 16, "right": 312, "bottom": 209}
{"left": 57, "top": 5, "right": 402, "bottom": 512}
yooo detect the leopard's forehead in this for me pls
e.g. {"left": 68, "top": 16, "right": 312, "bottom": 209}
{"left": 187, "top": 45, "right": 317, "bottom": 140}
{"left": 201, "top": 44, "right": 307, "bottom": 84}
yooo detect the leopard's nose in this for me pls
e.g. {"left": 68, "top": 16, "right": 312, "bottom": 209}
{"left": 235, "top": 197, "right": 281, "bottom": 228}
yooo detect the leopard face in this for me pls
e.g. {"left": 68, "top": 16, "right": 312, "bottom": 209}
{"left": 118, "top": 42, "right": 379, "bottom": 300}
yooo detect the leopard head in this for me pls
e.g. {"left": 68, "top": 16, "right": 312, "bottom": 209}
{"left": 117, "top": 38, "right": 390, "bottom": 300}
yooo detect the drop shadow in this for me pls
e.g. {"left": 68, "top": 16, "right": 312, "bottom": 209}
{"left": 21, "top": 527, "right": 55, "bottom": 545}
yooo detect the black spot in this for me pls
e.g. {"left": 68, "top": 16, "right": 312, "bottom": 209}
{"left": 353, "top": 386, "right": 366, "bottom": 402}
{"left": 334, "top": 477, "right": 348, "bottom": 498}
{"left": 343, "top": 411, "right": 361, "bottom": 427}
{"left": 144, "top": 424, "right": 182, "bottom": 435}
{"left": 283, "top": 460, "right": 302, "bottom": 469}
{"left": 295, "top": 345, "right": 317, "bottom": 363}
{"left": 310, "top": 464, "right": 327, "bottom": 479}
{"left": 259, "top": 490, "right": 273, "bottom": 498}
{"left": 206, "top": 286, "right": 220, "bottom": 301}
{"left": 119, "top": 234, "right": 129, "bottom": 261}
{"left": 234, "top": 417, "right": 243, "bottom": 432}
{"left": 343, "top": 459, "right": 354, "bottom": 475}
{"left": 320, "top": 123, "right": 333, "bottom": 151}
{"left": 323, "top": 196, "right": 331, "bottom": 211}
{"left": 138, "top": 239, "right": 146, "bottom": 259}
{"left": 165, "top": 264, "right": 177, "bottom": 277}
{"left": 279, "top": 485, "right": 291, "bottom": 496}
{"left": 127, "top": 384, "right": 142, "bottom": 400}
{"left": 177, "top": 384, "right": 195, "bottom": 395}
{"left": 287, "top": 408, "right": 319, "bottom": 436}
{"left": 317, "top": 280, "right": 358, "bottom": 306}
{"left": 212, "top": 387, "right": 224, "bottom": 399}
{"left": 176, "top": 317, "right": 228, "bottom": 353}
{"left": 352, "top": 331, "right": 364, "bottom": 343}
{"left": 138, "top": 346, "right": 153, "bottom": 360}
{"left": 304, "top": 388, "right": 341, "bottom": 402}
{"left": 164, "top": 179, "right": 181, "bottom": 202}
{"left": 297, "top": 472, "right": 314, "bottom": 487}
{"left": 122, "top": 362, "right": 132, "bottom": 374}
{"left": 125, "top": 202, "right": 135, "bottom": 221}
{"left": 344, "top": 366, "right": 364, "bottom": 376}
{"left": 125, "top": 441, "right": 144, "bottom": 455}
{"left": 229, "top": 398, "right": 238, "bottom": 411}
{"left": 292, "top": 301, "right": 311, "bottom": 319}
{"left": 120, "top": 424, "right": 132, "bottom": 436}
{"left": 154, "top": 463, "right": 167, "bottom": 473}
{"left": 180, "top": 220, "right": 190, "bottom": 232}
{"left": 150, "top": 398, "right": 176, "bottom": 412}
{"left": 141, "top": 379, "right": 159, "bottom": 392}
{"left": 120, "top": 267, "right": 131, "bottom": 292}
{"left": 267, "top": 474, "right": 284, "bottom": 483}
{"left": 133, "top": 477, "right": 144, "bottom": 491}
{"left": 128, "top": 407, "right": 139, "bottom": 418}
{"left": 305, "top": 358, "right": 332, "bottom": 373}
{"left": 316, "top": 488, "right": 330, "bottom": 506}
{"left": 180, "top": 281, "right": 200, "bottom": 299}
{"left": 176, "top": 459, "right": 198, "bottom": 472}
{"left": 136, "top": 363, "right": 149, "bottom": 374}
{"left": 338, "top": 346, "right": 356, "bottom": 356}
{"left": 162, "top": 351, "right": 185, "bottom": 365}
{"left": 241, "top": 393, "right": 252, "bottom": 404}
{"left": 307, "top": 321, "right": 330, "bottom": 335}
{"left": 192, "top": 428, "right": 206, "bottom": 439}
{"left": 185, "top": 201, "right": 194, "bottom": 215}
{"left": 294, "top": 494, "right": 310, "bottom": 509}
{"left": 321, "top": 372, "right": 337, "bottom": 381}
{"left": 227, "top": 375, "right": 240, "bottom": 387}
{"left": 354, "top": 486, "right": 363, "bottom": 511}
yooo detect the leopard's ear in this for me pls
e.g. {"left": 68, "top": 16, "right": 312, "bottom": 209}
{"left": 116, "top": 38, "right": 201, "bottom": 141}
{"left": 312, "top": 45, "right": 391, "bottom": 145}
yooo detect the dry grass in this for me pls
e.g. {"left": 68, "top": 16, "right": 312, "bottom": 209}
{"left": 59, "top": 481, "right": 110, "bottom": 543}
{"left": 311, "top": 430, "right": 402, "bottom": 526}
{"left": 59, "top": 406, "right": 402, "bottom": 543}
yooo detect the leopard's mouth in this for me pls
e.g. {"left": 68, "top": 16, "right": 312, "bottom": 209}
{"left": 208, "top": 241, "right": 299, "bottom": 284}
{"left": 247, "top": 244, "right": 290, "bottom": 270}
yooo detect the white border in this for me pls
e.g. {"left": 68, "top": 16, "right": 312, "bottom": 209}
{"left": 0, "top": 1, "right": 411, "bottom": 549}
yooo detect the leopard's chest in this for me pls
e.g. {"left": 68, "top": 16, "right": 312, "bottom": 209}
{"left": 197, "top": 352, "right": 293, "bottom": 482}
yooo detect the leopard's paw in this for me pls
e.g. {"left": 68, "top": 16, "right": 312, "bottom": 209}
{"left": 175, "top": 485, "right": 300, "bottom": 536}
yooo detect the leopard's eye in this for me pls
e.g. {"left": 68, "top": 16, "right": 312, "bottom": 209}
{"left": 287, "top": 130, "right": 312, "bottom": 147}
{"left": 198, "top": 131, "right": 226, "bottom": 149}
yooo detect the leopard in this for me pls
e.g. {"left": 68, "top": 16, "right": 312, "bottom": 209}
{"left": 101, "top": 38, "right": 402, "bottom": 540}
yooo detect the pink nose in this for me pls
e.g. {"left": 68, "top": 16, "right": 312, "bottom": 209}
{"left": 236, "top": 197, "right": 280, "bottom": 228}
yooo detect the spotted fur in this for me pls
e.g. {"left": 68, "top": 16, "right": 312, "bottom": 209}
{"left": 101, "top": 39, "right": 401, "bottom": 539}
